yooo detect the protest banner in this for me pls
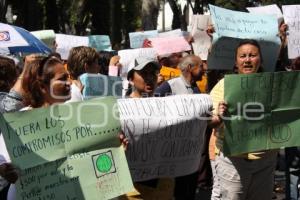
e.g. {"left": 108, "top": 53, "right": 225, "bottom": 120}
{"left": 56, "top": 34, "right": 112, "bottom": 60}
{"left": 118, "top": 48, "right": 157, "bottom": 77}
{"left": 247, "top": 4, "right": 283, "bottom": 24}
{"left": 88, "top": 35, "right": 112, "bottom": 51}
{"left": 129, "top": 30, "right": 158, "bottom": 49}
{"left": 55, "top": 34, "right": 89, "bottom": 60}
{"left": 282, "top": 5, "right": 300, "bottom": 59}
{"left": 208, "top": 5, "right": 281, "bottom": 71}
{"left": 286, "top": 30, "right": 300, "bottom": 59}
{"left": 31, "top": 30, "right": 55, "bottom": 48}
{"left": 15, "top": 147, "right": 132, "bottom": 200}
{"left": 0, "top": 97, "right": 133, "bottom": 199}
{"left": 223, "top": 71, "right": 300, "bottom": 156}
{"left": 0, "top": 97, "right": 122, "bottom": 169}
{"left": 118, "top": 94, "right": 212, "bottom": 181}
{"left": 80, "top": 73, "right": 123, "bottom": 99}
{"left": 282, "top": 5, "right": 300, "bottom": 32}
{"left": 149, "top": 36, "right": 191, "bottom": 56}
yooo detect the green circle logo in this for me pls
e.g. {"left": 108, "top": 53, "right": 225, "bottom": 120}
{"left": 96, "top": 154, "right": 112, "bottom": 173}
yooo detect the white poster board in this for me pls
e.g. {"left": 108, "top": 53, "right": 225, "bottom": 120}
{"left": 208, "top": 5, "right": 281, "bottom": 71}
{"left": 247, "top": 4, "right": 283, "bottom": 24}
{"left": 118, "top": 94, "right": 212, "bottom": 181}
{"left": 55, "top": 34, "right": 89, "bottom": 60}
{"left": 282, "top": 5, "right": 300, "bottom": 59}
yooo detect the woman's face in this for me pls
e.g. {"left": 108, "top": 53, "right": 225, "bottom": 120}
{"left": 235, "top": 44, "right": 261, "bottom": 74}
{"left": 131, "top": 65, "right": 158, "bottom": 97}
{"left": 48, "top": 63, "right": 71, "bottom": 103}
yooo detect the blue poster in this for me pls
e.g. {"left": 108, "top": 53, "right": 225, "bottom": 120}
{"left": 207, "top": 5, "right": 281, "bottom": 72}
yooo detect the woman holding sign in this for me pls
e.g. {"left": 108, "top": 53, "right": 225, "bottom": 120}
{"left": 210, "top": 39, "right": 278, "bottom": 200}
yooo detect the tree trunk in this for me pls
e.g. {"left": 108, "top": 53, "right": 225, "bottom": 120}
{"left": 168, "top": 0, "right": 187, "bottom": 31}
{"left": 110, "top": 0, "right": 122, "bottom": 48}
{"left": 141, "top": 0, "right": 160, "bottom": 30}
{"left": 0, "top": 0, "right": 8, "bottom": 22}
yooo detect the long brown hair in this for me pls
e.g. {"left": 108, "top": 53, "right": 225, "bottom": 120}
{"left": 22, "top": 56, "right": 63, "bottom": 108}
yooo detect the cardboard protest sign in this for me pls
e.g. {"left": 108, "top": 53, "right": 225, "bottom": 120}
{"left": 286, "top": 30, "right": 300, "bottom": 59}
{"left": 118, "top": 94, "right": 212, "bottom": 181}
{"left": 149, "top": 36, "right": 191, "bottom": 56}
{"left": 208, "top": 5, "right": 281, "bottom": 71}
{"left": 55, "top": 34, "right": 89, "bottom": 60}
{"left": 282, "top": 5, "right": 300, "bottom": 59}
{"left": 223, "top": 71, "right": 300, "bottom": 156}
{"left": 80, "top": 73, "right": 122, "bottom": 99}
{"left": 15, "top": 147, "right": 132, "bottom": 200}
{"left": 0, "top": 97, "right": 133, "bottom": 199}
{"left": 247, "top": 4, "right": 283, "bottom": 24}
{"left": 88, "top": 35, "right": 112, "bottom": 51}
{"left": 31, "top": 30, "right": 55, "bottom": 48}
{"left": 282, "top": 5, "right": 300, "bottom": 32}
{"left": 0, "top": 97, "right": 121, "bottom": 169}
{"left": 129, "top": 30, "right": 158, "bottom": 49}
{"left": 118, "top": 48, "right": 157, "bottom": 77}
{"left": 56, "top": 34, "right": 112, "bottom": 60}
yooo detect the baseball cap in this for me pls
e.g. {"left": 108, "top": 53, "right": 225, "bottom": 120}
{"left": 127, "top": 57, "right": 159, "bottom": 80}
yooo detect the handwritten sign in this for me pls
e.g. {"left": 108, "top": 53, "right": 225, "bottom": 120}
{"left": 247, "top": 4, "right": 283, "bottom": 24}
{"left": 15, "top": 147, "right": 132, "bottom": 200}
{"left": 149, "top": 36, "right": 191, "bottom": 56}
{"left": 80, "top": 73, "right": 122, "bottom": 99}
{"left": 282, "top": 5, "right": 300, "bottom": 59}
{"left": 56, "top": 34, "right": 112, "bottom": 60}
{"left": 0, "top": 97, "right": 122, "bottom": 169}
{"left": 129, "top": 30, "right": 158, "bottom": 49}
{"left": 0, "top": 97, "right": 133, "bottom": 199}
{"left": 286, "top": 30, "right": 300, "bottom": 59}
{"left": 118, "top": 94, "right": 212, "bottom": 181}
{"left": 207, "top": 5, "right": 281, "bottom": 71}
{"left": 118, "top": 48, "right": 157, "bottom": 77}
{"left": 55, "top": 34, "right": 89, "bottom": 60}
{"left": 224, "top": 71, "right": 300, "bottom": 156}
{"left": 282, "top": 5, "right": 300, "bottom": 32}
{"left": 88, "top": 35, "right": 112, "bottom": 51}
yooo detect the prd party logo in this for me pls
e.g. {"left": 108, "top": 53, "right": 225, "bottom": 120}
{"left": 0, "top": 31, "right": 10, "bottom": 41}
{"left": 92, "top": 150, "right": 116, "bottom": 178}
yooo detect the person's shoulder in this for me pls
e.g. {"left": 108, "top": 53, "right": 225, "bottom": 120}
{"left": 210, "top": 78, "right": 224, "bottom": 93}
{"left": 155, "top": 81, "right": 172, "bottom": 97}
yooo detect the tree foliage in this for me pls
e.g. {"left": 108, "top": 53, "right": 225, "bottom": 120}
{"left": 1, "top": 0, "right": 300, "bottom": 48}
